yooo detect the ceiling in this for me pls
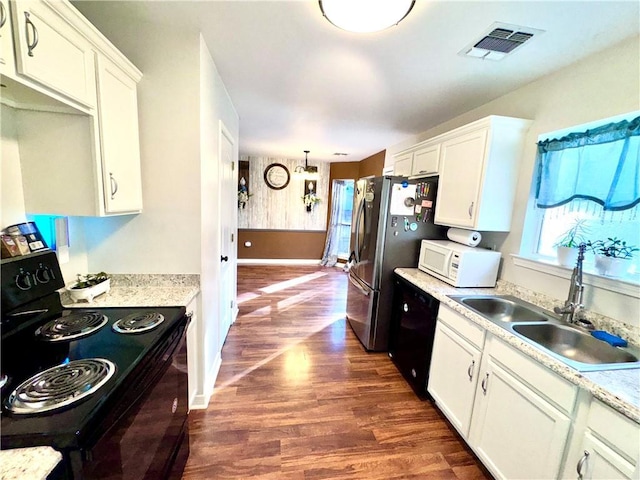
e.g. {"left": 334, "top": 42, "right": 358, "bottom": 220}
{"left": 73, "top": 1, "right": 640, "bottom": 163}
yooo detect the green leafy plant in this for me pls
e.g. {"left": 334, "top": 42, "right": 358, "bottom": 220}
{"left": 586, "top": 237, "right": 638, "bottom": 259}
{"left": 302, "top": 193, "right": 320, "bottom": 207}
{"left": 72, "top": 272, "right": 110, "bottom": 289}
{"left": 554, "top": 218, "right": 590, "bottom": 248}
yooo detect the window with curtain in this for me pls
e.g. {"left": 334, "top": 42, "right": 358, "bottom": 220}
{"left": 533, "top": 113, "right": 640, "bottom": 280}
{"left": 321, "top": 180, "right": 354, "bottom": 267}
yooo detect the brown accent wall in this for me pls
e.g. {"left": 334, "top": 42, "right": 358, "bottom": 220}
{"left": 238, "top": 230, "right": 326, "bottom": 259}
{"left": 358, "top": 150, "right": 385, "bottom": 178}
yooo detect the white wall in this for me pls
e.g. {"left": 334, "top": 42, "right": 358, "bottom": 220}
{"left": 199, "top": 34, "right": 240, "bottom": 397}
{"left": 387, "top": 36, "right": 640, "bottom": 324}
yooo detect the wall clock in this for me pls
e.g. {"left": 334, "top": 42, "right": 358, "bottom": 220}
{"left": 263, "top": 163, "right": 290, "bottom": 190}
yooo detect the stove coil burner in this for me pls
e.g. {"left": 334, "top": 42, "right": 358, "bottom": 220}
{"left": 112, "top": 312, "right": 165, "bottom": 334}
{"left": 35, "top": 312, "right": 108, "bottom": 341}
{"left": 5, "top": 359, "right": 116, "bottom": 414}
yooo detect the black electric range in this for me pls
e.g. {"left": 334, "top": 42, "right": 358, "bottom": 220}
{"left": 1, "top": 251, "right": 190, "bottom": 479}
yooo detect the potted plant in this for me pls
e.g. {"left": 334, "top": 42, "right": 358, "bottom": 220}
{"left": 66, "top": 272, "right": 111, "bottom": 302}
{"left": 554, "top": 218, "right": 589, "bottom": 267}
{"left": 586, "top": 237, "right": 638, "bottom": 277}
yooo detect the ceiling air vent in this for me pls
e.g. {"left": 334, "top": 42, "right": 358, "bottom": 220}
{"left": 460, "top": 22, "right": 544, "bottom": 61}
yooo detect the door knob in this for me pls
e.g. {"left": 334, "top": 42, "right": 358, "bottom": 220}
{"left": 221, "top": 255, "right": 229, "bottom": 262}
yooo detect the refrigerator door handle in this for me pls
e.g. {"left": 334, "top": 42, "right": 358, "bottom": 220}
{"left": 354, "top": 197, "right": 366, "bottom": 263}
{"left": 348, "top": 273, "right": 370, "bottom": 296}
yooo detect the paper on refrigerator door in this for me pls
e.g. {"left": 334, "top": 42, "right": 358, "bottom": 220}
{"left": 389, "top": 183, "right": 417, "bottom": 215}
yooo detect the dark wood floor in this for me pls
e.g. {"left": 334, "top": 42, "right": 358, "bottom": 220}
{"left": 183, "top": 265, "right": 491, "bottom": 479}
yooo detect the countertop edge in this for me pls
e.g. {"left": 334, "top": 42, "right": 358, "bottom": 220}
{"left": 0, "top": 446, "right": 62, "bottom": 480}
{"left": 395, "top": 267, "right": 640, "bottom": 424}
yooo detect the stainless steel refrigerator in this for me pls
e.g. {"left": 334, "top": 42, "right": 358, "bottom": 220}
{"left": 346, "top": 176, "right": 447, "bottom": 351}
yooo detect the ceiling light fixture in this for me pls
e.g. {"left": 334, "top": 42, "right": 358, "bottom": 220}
{"left": 319, "top": 0, "right": 415, "bottom": 33}
{"left": 294, "top": 150, "right": 319, "bottom": 178}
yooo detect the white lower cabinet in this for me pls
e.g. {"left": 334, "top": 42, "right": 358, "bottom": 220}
{"left": 428, "top": 308, "right": 484, "bottom": 439}
{"left": 562, "top": 399, "right": 639, "bottom": 479}
{"left": 468, "top": 351, "right": 572, "bottom": 479}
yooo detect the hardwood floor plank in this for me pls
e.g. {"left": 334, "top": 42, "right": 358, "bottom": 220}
{"left": 182, "top": 265, "right": 491, "bottom": 479}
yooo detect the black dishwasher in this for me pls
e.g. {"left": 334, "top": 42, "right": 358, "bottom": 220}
{"left": 388, "top": 274, "right": 439, "bottom": 399}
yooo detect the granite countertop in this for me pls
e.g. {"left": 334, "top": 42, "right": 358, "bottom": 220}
{"left": 61, "top": 273, "right": 200, "bottom": 308}
{"left": 0, "top": 446, "right": 62, "bottom": 480}
{"left": 2, "top": 274, "right": 201, "bottom": 477}
{"left": 395, "top": 268, "right": 640, "bottom": 424}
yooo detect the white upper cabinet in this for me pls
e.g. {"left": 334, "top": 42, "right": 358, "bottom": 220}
{"left": 0, "top": 0, "right": 15, "bottom": 75}
{"left": 97, "top": 55, "right": 142, "bottom": 214}
{"left": 9, "top": 0, "right": 143, "bottom": 216}
{"left": 393, "top": 140, "right": 440, "bottom": 177}
{"left": 434, "top": 116, "right": 531, "bottom": 231}
{"left": 393, "top": 151, "right": 413, "bottom": 176}
{"left": 11, "top": 0, "right": 96, "bottom": 108}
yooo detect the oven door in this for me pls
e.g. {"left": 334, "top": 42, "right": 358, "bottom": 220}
{"left": 77, "top": 317, "right": 190, "bottom": 480}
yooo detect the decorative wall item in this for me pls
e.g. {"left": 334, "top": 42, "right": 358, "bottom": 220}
{"left": 263, "top": 163, "right": 290, "bottom": 190}
{"left": 303, "top": 180, "right": 320, "bottom": 212}
{"left": 238, "top": 160, "right": 251, "bottom": 209}
{"left": 238, "top": 156, "right": 330, "bottom": 230}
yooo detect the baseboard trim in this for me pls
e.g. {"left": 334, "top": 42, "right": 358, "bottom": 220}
{"left": 189, "top": 351, "right": 222, "bottom": 410}
{"left": 237, "top": 259, "right": 322, "bottom": 265}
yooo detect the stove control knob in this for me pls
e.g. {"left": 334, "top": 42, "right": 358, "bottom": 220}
{"left": 35, "top": 265, "right": 53, "bottom": 283}
{"left": 15, "top": 270, "right": 32, "bottom": 291}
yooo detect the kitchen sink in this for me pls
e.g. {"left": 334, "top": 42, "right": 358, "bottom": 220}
{"left": 448, "top": 295, "right": 551, "bottom": 325}
{"left": 512, "top": 323, "right": 639, "bottom": 366}
{"left": 447, "top": 294, "right": 640, "bottom": 371}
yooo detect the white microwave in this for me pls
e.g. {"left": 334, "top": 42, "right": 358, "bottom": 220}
{"left": 418, "top": 239, "right": 501, "bottom": 287}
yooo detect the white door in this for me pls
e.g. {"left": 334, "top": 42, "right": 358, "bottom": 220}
{"left": 218, "top": 121, "right": 236, "bottom": 350}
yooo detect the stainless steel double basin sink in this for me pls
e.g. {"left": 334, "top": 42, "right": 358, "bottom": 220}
{"left": 447, "top": 295, "right": 640, "bottom": 372}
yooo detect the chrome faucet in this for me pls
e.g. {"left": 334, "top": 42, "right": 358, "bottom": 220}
{"left": 554, "top": 243, "right": 589, "bottom": 326}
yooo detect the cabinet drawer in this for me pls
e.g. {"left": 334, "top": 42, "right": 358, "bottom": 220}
{"left": 487, "top": 336, "right": 577, "bottom": 414}
{"left": 438, "top": 305, "right": 485, "bottom": 349}
{"left": 587, "top": 400, "right": 639, "bottom": 463}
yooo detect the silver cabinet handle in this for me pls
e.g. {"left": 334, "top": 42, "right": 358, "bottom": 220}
{"left": 468, "top": 201, "right": 474, "bottom": 219}
{"left": 577, "top": 450, "right": 589, "bottom": 480}
{"left": 0, "top": 2, "right": 7, "bottom": 29}
{"left": 24, "top": 12, "right": 39, "bottom": 57}
{"left": 467, "top": 360, "right": 475, "bottom": 381}
{"left": 109, "top": 173, "right": 118, "bottom": 199}
{"left": 481, "top": 372, "right": 489, "bottom": 395}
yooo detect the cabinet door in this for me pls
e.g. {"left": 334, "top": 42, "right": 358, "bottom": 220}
{"left": 12, "top": 0, "right": 96, "bottom": 107}
{"left": 0, "top": 0, "right": 14, "bottom": 75}
{"left": 469, "top": 357, "right": 571, "bottom": 479}
{"left": 411, "top": 143, "right": 440, "bottom": 177}
{"left": 427, "top": 321, "right": 481, "bottom": 439}
{"left": 97, "top": 55, "right": 143, "bottom": 214}
{"left": 394, "top": 152, "right": 413, "bottom": 176}
{"left": 570, "top": 432, "right": 637, "bottom": 480}
{"left": 434, "top": 128, "right": 487, "bottom": 228}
